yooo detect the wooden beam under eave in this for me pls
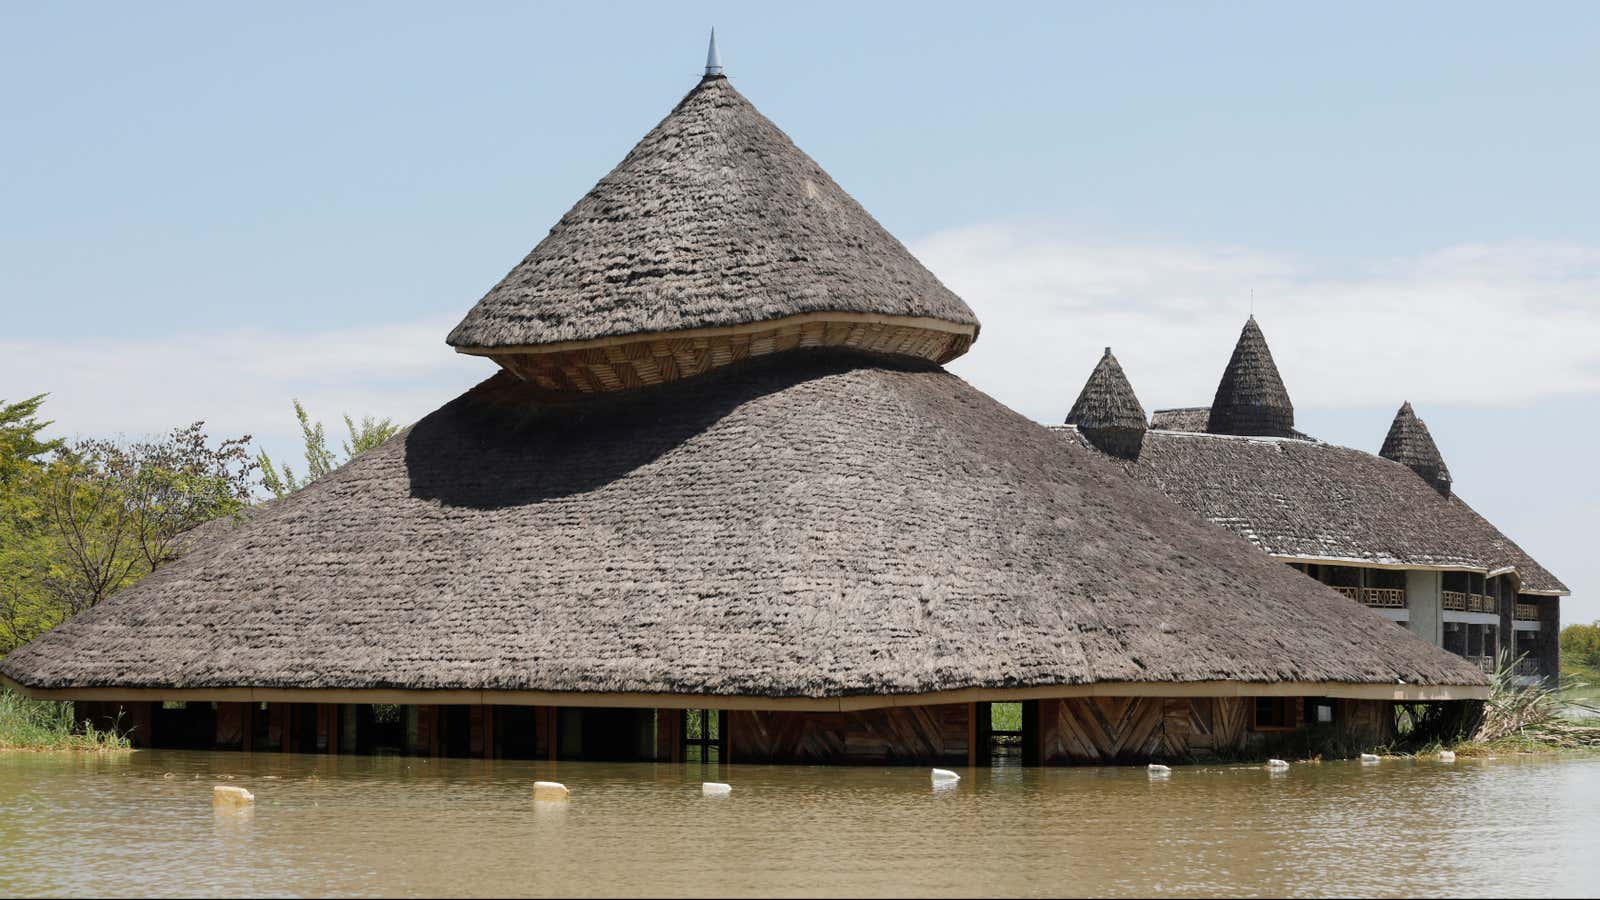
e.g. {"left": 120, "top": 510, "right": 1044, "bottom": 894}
{"left": 0, "top": 672, "right": 1490, "bottom": 710}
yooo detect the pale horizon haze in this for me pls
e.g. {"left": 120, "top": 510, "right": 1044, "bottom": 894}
{"left": 3, "top": 3, "right": 1596, "bottom": 623}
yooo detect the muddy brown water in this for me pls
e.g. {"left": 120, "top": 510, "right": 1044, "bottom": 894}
{"left": 1, "top": 750, "right": 1596, "bottom": 897}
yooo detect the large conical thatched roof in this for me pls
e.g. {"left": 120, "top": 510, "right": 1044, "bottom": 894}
{"left": 1207, "top": 317, "right": 1296, "bottom": 437}
{"left": 1380, "top": 402, "right": 1452, "bottom": 495}
{"left": 0, "top": 354, "right": 1485, "bottom": 700}
{"left": 447, "top": 75, "right": 977, "bottom": 393}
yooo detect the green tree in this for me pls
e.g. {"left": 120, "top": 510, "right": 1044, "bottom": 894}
{"left": 1, "top": 395, "right": 64, "bottom": 655}
{"left": 0, "top": 395, "right": 62, "bottom": 486}
{"left": 1562, "top": 622, "right": 1600, "bottom": 669}
{"left": 0, "top": 410, "right": 255, "bottom": 654}
{"left": 257, "top": 401, "right": 399, "bottom": 497}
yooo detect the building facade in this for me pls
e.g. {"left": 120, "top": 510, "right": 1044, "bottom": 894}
{"left": 1062, "top": 320, "right": 1568, "bottom": 688}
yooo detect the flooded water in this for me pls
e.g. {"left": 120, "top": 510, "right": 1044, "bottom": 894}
{"left": 1, "top": 751, "right": 1597, "bottom": 897}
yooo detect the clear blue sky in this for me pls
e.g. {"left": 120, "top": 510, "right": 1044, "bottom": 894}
{"left": 3, "top": 3, "right": 1597, "bottom": 621}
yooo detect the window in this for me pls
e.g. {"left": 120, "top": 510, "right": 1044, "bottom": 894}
{"left": 1253, "top": 697, "right": 1295, "bottom": 730}
{"left": 682, "top": 709, "right": 725, "bottom": 762}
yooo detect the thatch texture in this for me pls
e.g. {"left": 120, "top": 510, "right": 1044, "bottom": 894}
{"left": 447, "top": 76, "right": 977, "bottom": 355}
{"left": 1, "top": 354, "right": 1485, "bottom": 695}
{"left": 1065, "top": 428, "right": 1567, "bottom": 595}
{"left": 1207, "top": 317, "right": 1296, "bottom": 437}
{"left": 1150, "top": 407, "right": 1211, "bottom": 433}
{"left": 1064, "top": 348, "right": 1147, "bottom": 457}
{"left": 1379, "top": 402, "right": 1452, "bottom": 495}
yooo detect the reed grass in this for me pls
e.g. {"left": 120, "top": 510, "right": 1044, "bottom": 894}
{"left": 0, "top": 689, "right": 130, "bottom": 752}
{"left": 1472, "top": 664, "right": 1600, "bottom": 748}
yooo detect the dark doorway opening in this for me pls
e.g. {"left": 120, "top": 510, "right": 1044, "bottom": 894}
{"left": 558, "top": 708, "right": 656, "bottom": 761}
{"left": 441, "top": 705, "right": 472, "bottom": 757}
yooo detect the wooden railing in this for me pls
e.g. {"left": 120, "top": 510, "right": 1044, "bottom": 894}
{"left": 1472, "top": 656, "right": 1496, "bottom": 674}
{"left": 1469, "top": 594, "right": 1497, "bottom": 614}
{"left": 1515, "top": 603, "right": 1540, "bottom": 622}
{"left": 1362, "top": 588, "right": 1407, "bottom": 609}
{"left": 1515, "top": 658, "right": 1542, "bottom": 677}
{"left": 1329, "top": 586, "right": 1407, "bottom": 609}
{"left": 1443, "top": 591, "right": 1467, "bottom": 611}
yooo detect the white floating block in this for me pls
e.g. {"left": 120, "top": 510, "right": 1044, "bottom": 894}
{"left": 1147, "top": 764, "right": 1171, "bottom": 776}
{"left": 930, "top": 768, "right": 961, "bottom": 783}
{"left": 1360, "top": 753, "right": 1381, "bottom": 763}
{"left": 1439, "top": 750, "right": 1456, "bottom": 763}
{"left": 1266, "top": 758, "right": 1290, "bottom": 770}
{"left": 533, "top": 781, "right": 570, "bottom": 800}
{"left": 212, "top": 785, "right": 254, "bottom": 807}
{"left": 702, "top": 782, "right": 732, "bottom": 797}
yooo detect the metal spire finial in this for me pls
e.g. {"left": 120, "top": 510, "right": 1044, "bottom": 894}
{"left": 704, "top": 28, "right": 723, "bottom": 77}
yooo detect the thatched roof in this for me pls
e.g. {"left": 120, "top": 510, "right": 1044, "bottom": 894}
{"left": 1064, "top": 348, "right": 1146, "bottom": 457}
{"left": 1150, "top": 407, "right": 1210, "bottom": 433}
{"left": 1063, "top": 427, "right": 1567, "bottom": 596}
{"left": 1, "top": 354, "right": 1486, "bottom": 696}
{"left": 446, "top": 75, "right": 977, "bottom": 353}
{"left": 1380, "top": 402, "right": 1452, "bottom": 495}
{"left": 1207, "top": 317, "right": 1296, "bottom": 437}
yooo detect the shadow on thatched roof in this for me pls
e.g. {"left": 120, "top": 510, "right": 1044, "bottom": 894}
{"left": 1, "top": 352, "right": 1486, "bottom": 695}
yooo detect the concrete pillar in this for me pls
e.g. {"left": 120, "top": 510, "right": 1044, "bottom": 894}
{"left": 1406, "top": 570, "right": 1443, "bottom": 646}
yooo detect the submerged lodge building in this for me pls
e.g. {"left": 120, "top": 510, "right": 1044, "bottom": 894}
{"left": 0, "top": 52, "right": 1538, "bottom": 766}
{"left": 1060, "top": 324, "right": 1568, "bottom": 690}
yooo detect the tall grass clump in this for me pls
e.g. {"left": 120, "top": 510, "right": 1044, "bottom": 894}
{"left": 0, "top": 689, "right": 130, "bottom": 751}
{"left": 1471, "top": 664, "right": 1600, "bottom": 751}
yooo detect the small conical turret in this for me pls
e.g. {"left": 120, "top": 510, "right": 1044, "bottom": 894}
{"left": 1066, "top": 347, "right": 1147, "bottom": 458}
{"left": 1380, "top": 401, "right": 1452, "bottom": 495}
{"left": 1207, "top": 316, "right": 1296, "bottom": 437}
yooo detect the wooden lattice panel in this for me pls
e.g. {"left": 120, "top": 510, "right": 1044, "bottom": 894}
{"left": 1039, "top": 697, "right": 1255, "bottom": 763}
{"left": 487, "top": 317, "right": 975, "bottom": 394}
{"left": 730, "top": 704, "right": 969, "bottom": 765}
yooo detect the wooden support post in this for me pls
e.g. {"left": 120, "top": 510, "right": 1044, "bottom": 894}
{"left": 122, "top": 702, "right": 154, "bottom": 749}
{"left": 267, "top": 704, "right": 287, "bottom": 752}
{"left": 967, "top": 702, "right": 977, "bottom": 767}
{"left": 547, "top": 707, "right": 558, "bottom": 762}
{"left": 341, "top": 704, "right": 359, "bottom": 755}
{"left": 469, "top": 706, "right": 487, "bottom": 758}
{"left": 318, "top": 701, "right": 334, "bottom": 749}
{"left": 216, "top": 702, "right": 244, "bottom": 750}
{"left": 421, "top": 706, "right": 440, "bottom": 757}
